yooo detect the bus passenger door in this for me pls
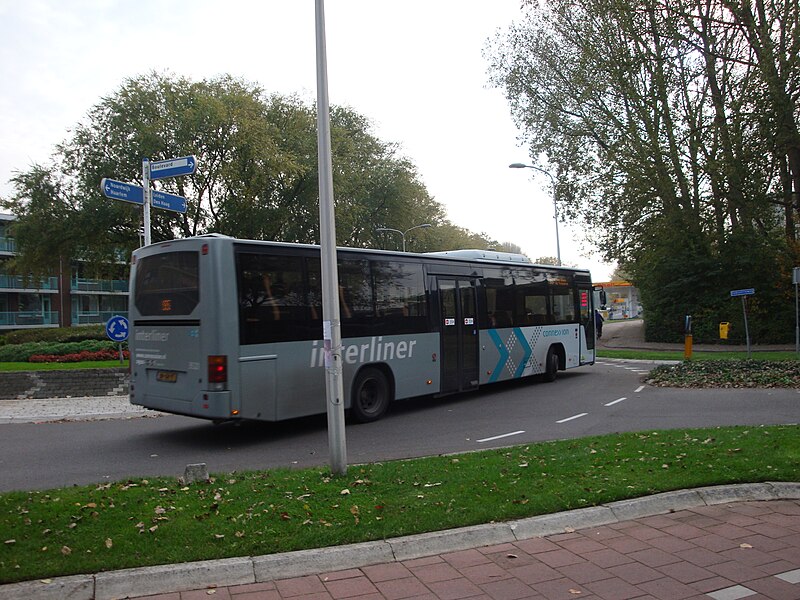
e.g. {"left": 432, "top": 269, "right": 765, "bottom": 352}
{"left": 438, "top": 278, "right": 479, "bottom": 394}
{"left": 577, "top": 282, "right": 596, "bottom": 364}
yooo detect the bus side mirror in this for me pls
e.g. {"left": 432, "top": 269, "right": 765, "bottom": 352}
{"left": 593, "top": 286, "right": 607, "bottom": 305}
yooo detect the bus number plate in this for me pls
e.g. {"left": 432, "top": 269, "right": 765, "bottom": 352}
{"left": 157, "top": 371, "right": 178, "bottom": 383}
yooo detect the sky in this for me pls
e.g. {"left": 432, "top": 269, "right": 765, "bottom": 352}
{"left": 0, "top": 0, "right": 616, "bottom": 280}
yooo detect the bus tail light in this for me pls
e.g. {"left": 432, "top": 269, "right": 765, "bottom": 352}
{"left": 208, "top": 355, "right": 227, "bottom": 389}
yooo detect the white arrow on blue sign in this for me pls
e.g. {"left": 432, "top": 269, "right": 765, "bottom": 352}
{"left": 151, "top": 189, "right": 187, "bottom": 214}
{"left": 101, "top": 178, "right": 186, "bottom": 213}
{"left": 150, "top": 155, "right": 197, "bottom": 180}
{"left": 730, "top": 288, "right": 755, "bottom": 297}
{"left": 105, "top": 315, "right": 129, "bottom": 342}
{"left": 100, "top": 178, "right": 144, "bottom": 204}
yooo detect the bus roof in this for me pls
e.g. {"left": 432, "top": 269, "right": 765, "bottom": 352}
{"left": 138, "top": 236, "right": 590, "bottom": 274}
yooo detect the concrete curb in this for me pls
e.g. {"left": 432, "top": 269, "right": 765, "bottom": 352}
{"left": 2, "top": 482, "right": 798, "bottom": 600}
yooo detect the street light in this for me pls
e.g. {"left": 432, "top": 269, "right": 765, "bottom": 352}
{"left": 376, "top": 223, "right": 432, "bottom": 252}
{"left": 509, "top": 162, "right": 561, "bottom": 266}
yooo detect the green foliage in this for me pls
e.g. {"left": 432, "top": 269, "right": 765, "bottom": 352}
{"left": 0, "top": 340, "right": 121, "bottom": 362}
{"left": 0, "top": 326, "right": 105, "bottom": 346}
{"left": 487, "top": 0, "right": 800, "bottom": 343}
{"left": 648, "top": 360, "right": 800, "bottom": 388}
{"left": 0, "top": 425, "right": 796, "bottom": 583}
{"left": 5, "top": 72, "right": 496, "bottom": 278}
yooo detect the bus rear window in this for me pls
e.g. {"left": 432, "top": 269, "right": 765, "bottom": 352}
{"left": 135, "top": 251, "right": 199, "bottom": 316}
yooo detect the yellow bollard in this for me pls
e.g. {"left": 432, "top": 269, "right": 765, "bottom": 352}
{"left": 684, "top": 334, "right": 693, "bottom": 360}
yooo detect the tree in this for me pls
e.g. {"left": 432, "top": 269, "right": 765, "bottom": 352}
{"left": 487, "top": 0, "right": 800, "bottom": 342}
{"left": 7, "top": 73, "right": 494, "bottom": 281}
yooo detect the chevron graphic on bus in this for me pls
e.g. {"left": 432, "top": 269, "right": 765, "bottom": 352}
{"left": 488, "top": 328, "right": 533, "bottom": 382}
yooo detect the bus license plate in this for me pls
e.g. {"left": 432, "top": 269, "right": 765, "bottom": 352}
{"left": 157, "top": 371, "right": 178, "bottom": 383}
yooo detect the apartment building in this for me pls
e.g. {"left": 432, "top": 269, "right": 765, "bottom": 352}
{"left": 0, "top": 214, "right": 129, "bottom": 330}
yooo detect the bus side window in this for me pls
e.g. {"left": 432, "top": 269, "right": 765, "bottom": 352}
{"left": 237, "top": 253, "right": 306, "bottom": 344}
{"left": 338, "top": 258, "right": 374, "bottom": 337}
{"left": 373, "top": 260, "right": 427, "bottom": 334}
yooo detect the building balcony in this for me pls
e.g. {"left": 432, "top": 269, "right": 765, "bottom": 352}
{"left": 72, "top": 311, "right": 129, "bottom": 325}
{"left": 71, "top": 278, "right": 129, "bottom": 293}
{"left": 0, "top": 311, "right": 60, "bottom": 327}
{"left": 0, "top": 275, "right": 59, "bottom": 291}
{"left": 0, "top": 237, "right": 16, "bottom": 253}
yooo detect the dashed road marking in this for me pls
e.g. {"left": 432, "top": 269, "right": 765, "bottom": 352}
{"left": 477, "top": 430, "right": 525, "bottom": 443}
{"left": 556, "top": 413, "right": 588, "bottom": 424}
{"left": 604, "top": 397, "right": 626, "bottom": 407}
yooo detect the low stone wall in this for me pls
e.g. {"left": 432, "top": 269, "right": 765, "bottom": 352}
{"left": 0, "top": 368, "right": 129, "bottom": 399}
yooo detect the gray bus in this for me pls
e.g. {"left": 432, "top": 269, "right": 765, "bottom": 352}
{"left": 129, "top": 235, "right": 597, "bottom": 423}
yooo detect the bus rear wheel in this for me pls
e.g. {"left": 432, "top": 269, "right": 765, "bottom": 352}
{"left": 542, "top": 347, "right": 559, "bottom": 382}
{"left": 350, "top": 367, "right": 391, "bottom": 423}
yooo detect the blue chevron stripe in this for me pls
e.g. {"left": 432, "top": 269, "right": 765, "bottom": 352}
{"left": 488, "top": 329, "right": 508, "bottom": 382}
{"left": 513, "top": 327, "right": 532, "bottom": 378}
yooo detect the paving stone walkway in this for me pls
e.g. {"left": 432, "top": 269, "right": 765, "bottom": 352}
{"left": 138, "top": 498, "right": 800, "bottom": 600}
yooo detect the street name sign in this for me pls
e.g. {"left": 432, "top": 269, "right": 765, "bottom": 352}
{"left": 730, "top": 288, "right": 755, "bottom": 297}
{"left": 100, "top": 178, "right": 144, "bottom": 205}
{"left": 150, "top": 155, "right": 197, "bottom": 180}
{"left": 151, "top": 189, "right": 187, "bottom": 213}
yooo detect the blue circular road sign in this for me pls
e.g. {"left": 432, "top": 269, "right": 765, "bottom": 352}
{"left": 106, "top": 315, "right": 130, "bottom": 342}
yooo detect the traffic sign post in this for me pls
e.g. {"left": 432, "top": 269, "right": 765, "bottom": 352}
{"left": 794, "top": 268, "right": 800, "bottom": 355}
{"left": 142, "top": 159, "right": 152, "bottom": 246}
{"left": 730, "top": 288, "right": 755, "bottom": 358}
{"left": 105, "top": 315, "right": 129, "bottom": 365}
{"left": 101, "top": 154, "right": 194, "bottom": 247}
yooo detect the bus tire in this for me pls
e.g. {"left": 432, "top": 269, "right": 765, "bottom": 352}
{"left": 542, "top": 347, "right": 559, "bottom": 382}
{"left": 350, "top": 367, "right": 392, "bottom": 423}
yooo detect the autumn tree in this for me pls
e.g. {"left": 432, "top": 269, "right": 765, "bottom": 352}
{"left": 487, "top": 0, "right": 799, "bottom": 342}
{"left": 7, "top": 72, "right": 493, "bottom": 280}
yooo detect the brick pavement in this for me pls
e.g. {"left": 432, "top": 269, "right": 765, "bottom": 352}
{"left": 138, "top": 499, "right": 800, "bottom": 600}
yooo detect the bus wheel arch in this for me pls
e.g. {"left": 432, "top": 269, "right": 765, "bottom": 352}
{"left": 349, "top": 364, "right": 394, "bottom": 423}
{"left": 542, "top": 344, "right": 564, "bottom": 382}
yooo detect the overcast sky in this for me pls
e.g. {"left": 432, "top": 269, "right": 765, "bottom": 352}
{"left": 0, "top": 0, "right": 615, "bottom": 280}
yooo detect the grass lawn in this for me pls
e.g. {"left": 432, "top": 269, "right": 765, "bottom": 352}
{"left": 1, "top": 424, "right": 798, "bottom": 584}
{"left": 0, "top": 360, "right": 128, "bottom": 372}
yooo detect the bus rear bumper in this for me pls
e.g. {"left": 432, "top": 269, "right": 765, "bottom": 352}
{"left": 192, "top": 391, "right": 234, "bottom": 419}
{"left": 131, "top": 391, "right": 233, "bottom": 420}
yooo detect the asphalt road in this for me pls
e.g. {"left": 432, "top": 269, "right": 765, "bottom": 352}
{"left": 1, "top": 359, "right": 798, "bottom": 492}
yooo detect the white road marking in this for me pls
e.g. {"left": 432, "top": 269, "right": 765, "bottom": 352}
{"left": 604, "top": 397, "right": 627, "bottom": 406}
{"left": 477, "top": 430, "right": 525, "bottom": 443}
{"left": 635, "top": 385, "right": 645, "bottom": 393}
{"left": 556, "top": 413, "right": 588, "bottom": 424}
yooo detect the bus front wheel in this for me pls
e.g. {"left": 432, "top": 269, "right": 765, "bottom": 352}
{"left": 350, "top": 367, "right": 391, "bottom": 423}
{"left": 542, "top": 347, "right": 560, "bottom": 382}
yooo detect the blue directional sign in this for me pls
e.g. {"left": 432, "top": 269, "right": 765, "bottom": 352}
{"left": 151, "top": 189, "right": 187, "bottom": 213}
{"left": 101, "top": 178, "right": 186, "bottom": 213}
{"left": 105, "top": 315, "right": 129, "bottom": 342}
{"left": 730, "top": 288, "right": 755, "bottom": 297}
{"left": 150, "top": 155, "right": 197, "bottom": 180}
{"left": 100, "top": 178, "right": 144, "bottom": 205}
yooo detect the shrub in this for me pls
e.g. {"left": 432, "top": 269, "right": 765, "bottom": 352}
{"left": 0, "top": 325, "right": 107, "bottom": 346}
{"left": 29, "top": 349, "right": 130, "bottom": 363}
{"left": 0, "top": 340, "right": 126, "bottom": 362}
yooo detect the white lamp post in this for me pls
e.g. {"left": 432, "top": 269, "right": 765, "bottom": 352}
{"left": 509, "top": 163, "right": 561, "bottom": 266}
{"left": 376, "top": 223, "right": 432, "bottom": 252}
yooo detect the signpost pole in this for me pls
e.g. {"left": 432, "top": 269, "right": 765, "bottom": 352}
{"left": 315, "top": 0, "right": 347, "bottom": 476}
{"left": 741, "top": 296, "right": 751, "bottom": 359}
{"left": 794, "top": 267, "right": 800, "bottom": 355}
{"left": 142, "top": 158, "right": 152, "bottom": 246}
